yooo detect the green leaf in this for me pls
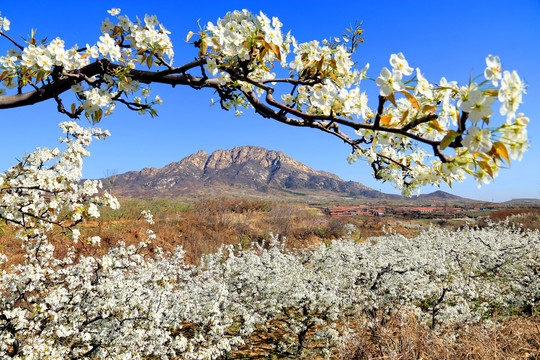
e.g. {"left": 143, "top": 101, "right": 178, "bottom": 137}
{"left": 92, "top": 109, "right": 103, "bottom": 124}
{"left": 428, "top": 120, "right": 444, "bottom": 132}
{"left": 35, "top": 70, "right": 45, "bottom": 84}
{"left": 440, "top": 130, "right": 460, "bottom": 150}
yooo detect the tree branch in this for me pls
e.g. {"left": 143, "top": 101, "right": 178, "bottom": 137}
{"left": 0, "top": 60, "right": 221, "bottom": 110}
{"left": 0, "top": 32, "right": 24, "bottom": 50}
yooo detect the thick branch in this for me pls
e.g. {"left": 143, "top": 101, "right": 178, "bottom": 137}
{"left": 0, "top": 60, "right": 220, "bottom": 110}
{"left": 0, "top": 61, "right": 106, "bottom": 109}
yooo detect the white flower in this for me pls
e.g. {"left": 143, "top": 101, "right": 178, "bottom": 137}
{"left": 71, "top": 228, "right": 81, "bottom": 242}
{"left": 0, "top": 14, "right": 10, "bottom": 31}
{"left": 376, "top": 67, "right": 405, "bottom": 96}
{"left": 97, "top": 34, "right": 121, "bottom": 61}
{"left": 281, "top": 94, "right": 294, "bottom": 106}
{"left": 117, "top": 15, "right": 133, "bottom": 31}
{"left": 460, "top": 90, "right": 494, "bottom": 123}
{"left": 463, "top": 126, "right": 492, "bottom": 153}
{"left": 87, "top": 236, "right": 101, "bottom": 246}
{"left": 498, "top": 70, "right": 525, "bottom": 120}
{"left": 484, "top": 55, "right": 502, "bottom": 86}
{"left": 414, "top": 68, "right": 433, "bottom": 99}
{"left": 101, "top": 18, "right": 115, "bottom": 33}
{"left": 389, "top": 52, "right": 413, "bottom": 76}
{"left": 107, "top": 8, "right": 121, "bottom": 16}
{"left": 88, "top": 203, "right": 100, "bottom": 218}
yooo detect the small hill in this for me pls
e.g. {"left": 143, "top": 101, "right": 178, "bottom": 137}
{"left": 411, "top": 190, "right": 476, "bottom": 203}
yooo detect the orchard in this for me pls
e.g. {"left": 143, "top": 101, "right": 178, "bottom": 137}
{"left": 0, "top": 8, "right": 537, "bottom": 359}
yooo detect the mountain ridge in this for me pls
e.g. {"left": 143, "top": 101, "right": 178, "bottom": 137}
{"left": 103, "top": 146, "right": 475, "bottom": 203}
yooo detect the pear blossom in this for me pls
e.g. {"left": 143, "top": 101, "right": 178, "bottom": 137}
{"left": 0, "top": 12, "right": 9, "bottom": 31}
{"left": 460, "top": 90, "right": 494, "bottom": 123}
{"left": 117, "top": 14, "right": 133, "bottom": 31}
{"left": 101, "top": 18, "right": 115, "bottom": 33}
{"left": 463, "top": 126, "right": 492, "bottom": 153}
{"left": 376, "top": 67, "right": 405, "bottom": 96}
{"left": 0, "top": 8, "right": 531, "bottom": 199}
{"left": 414, "top": 68, "right": 433, "bottom": 99}
{"left": 281, "top": 93, "right": 294, "bottom": 106}
{"left": 97, "top": 33, "right": 121, "bottom": 61}
{"left": 389, "top": 52, "right": 413, "bottom": 75}
{"left": 107, "top": 8, "right": 121, "bottom": 16}
{"left": 484, "top": 55, "right": 502, "bottom": 86}
{"left": 498, "top": 70, "right": 525, "bottom": 120}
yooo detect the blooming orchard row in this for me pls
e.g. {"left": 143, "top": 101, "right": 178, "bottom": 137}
{"left": 1, "top": 221, "right": 538, "bottom": 358}
{"left": 0, "top": 9, "right": 529, "bottom": 195}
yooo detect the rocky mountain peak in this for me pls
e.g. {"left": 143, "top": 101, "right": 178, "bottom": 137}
{"left": 106, "top": 146, "right": 376, "bottom": 198}
{"left": 204, "top": 146, "right": 293, "bottom": 170}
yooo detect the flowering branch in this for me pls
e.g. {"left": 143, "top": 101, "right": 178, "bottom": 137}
{"left": 0, "top": 8, "right": 529, "bottom": 196}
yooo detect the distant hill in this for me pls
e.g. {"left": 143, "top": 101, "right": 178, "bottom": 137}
{"left": 411, "top": 190, "right": 472, "bottom": 201}
{"left": 503, "top": 198, "right": 540, "bottom": 206}
{"left": 102, "top": 146, "right": 476, "bottom": 204}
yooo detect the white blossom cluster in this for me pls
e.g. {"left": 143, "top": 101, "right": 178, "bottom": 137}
{"left": 0, "top": 122, "right": 119, "bottom": 243}
{"left": 195, "top": 11, "right": 529, "bottom": 194}
{"left": 0, "top": 9, "right": 168, "bottom": 122}
{"left": 348, "top": 53, "right": 529, "bottom": 194}
{"left": 1, "top": 222, "right": 538, "bottom": 358}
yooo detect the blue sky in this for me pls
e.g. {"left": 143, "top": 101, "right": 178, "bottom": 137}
{"left": 1, "top": 0, "right": 539, "bottom": 202}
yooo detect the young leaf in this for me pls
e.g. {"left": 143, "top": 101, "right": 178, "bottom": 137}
{"left": 199, "top": 39, "right": 207, "bottom": 56}
{"left": 422, "top": 104, "right": 438, "bottom": 115}
{"left": 440, "top": 130, "right": 460, "bottom": 150}
{"left": 380, "top": 116, "right": 393, "bottom": 126}
{"left": 428, "top": 120, "right": 444, "bottom": 132}
{"left": 484, "top": 89, "right": 499, "bottom": 97}
{"left": 35, "top": 71, "right": 45, "bottom": 84}
{"left": 493, "top": 141, "right": 511, "bottom": 164}
{"left": 478, "top": 160, "right": 494, "bottom": 178}
{"left": 399, "top": 90, "right": 420, "bottom": 111}
{"left": 386, "top": 92, "right": 398, "bottom": 107}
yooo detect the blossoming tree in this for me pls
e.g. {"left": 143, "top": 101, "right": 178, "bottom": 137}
{"left": 0, "top": 8, "right": 535, "bottom": 359}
